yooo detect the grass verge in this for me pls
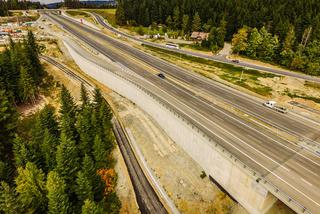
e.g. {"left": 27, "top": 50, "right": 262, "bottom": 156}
{"left": 287, "top": 92, "right": 320, "bottom": 104}
{"left": 304, "top": 81, "right": 320, "bottom": 89}
{"left": 144, "top": 44, "right": 277, "bottom": 78}
{"left": 143, "top": 44, "right": 276, "bottom": 96}
{"left": 66, "top": 10, "right": 90, "bottom": 17}
{"left": 179, "top": 43, "right": 211, "bottom": 52}
{"left": 84, "top": 9, "right": 116, "bottom": 26}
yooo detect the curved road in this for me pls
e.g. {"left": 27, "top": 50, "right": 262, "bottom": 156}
{"left": 46, "top": 13, "right": 320, "bottom": 214}
{"left": 92, "top": 13, "right": 320, "bottom": 84}
{"left": 74, "top": 13, "right": 320, "bottom": 145}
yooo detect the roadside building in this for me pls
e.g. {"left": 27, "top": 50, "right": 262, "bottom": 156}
{"left": 190, "top": 31, "right": 209, "bottom": 41}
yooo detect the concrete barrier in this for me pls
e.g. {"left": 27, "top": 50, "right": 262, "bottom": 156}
{"left": 64, "top": 41, "right": 278, "bottom": 214}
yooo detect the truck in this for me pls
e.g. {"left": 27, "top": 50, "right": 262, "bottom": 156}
{"left": 263, "top": 101, "right": 288, "bottom": 114}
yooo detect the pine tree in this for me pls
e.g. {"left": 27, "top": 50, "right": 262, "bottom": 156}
{"left": 172, "top": 6, "right": 180, "bottom": 30}
{"left": 0, "top": 48, "right": 18, "bottom": 100}
{"left": 41, "top": 129, "right": 58, "bottom": 171}
{"left": 99, "top": 102, "right": 112, "bottom": 134}
{"left": 208, "top": 27, "right": 219, "bottom": 52}
{"left": 0, "top": 161, "right": 13, "bottom": 184}
{"left": 192, "top": 12, "right": 201, "bottom": 32}
{"left": 93, "top": 88, "right": 103, "bottom": 110}
{"left": 18, "top": 66, "right": 37, "bottom": 103}
{"left": 80, "top": 83, "right": 89, "bottom": 109}
{"left": 75, "top": 170, "right": 94, "bottom": 202}
{"left": 59, "top": 85, "right": 78, "bottom": 141}
{"left": 81, "top": 199, "right": 104, "bottom": 214}
{"left": 93, "top": 135, "right": 107, "bottom": 169}
{"left": 39, "top": 105, "right": 59, "bottom": 137}
{"left": 82, "top": 154, "right": 96, "bottom": 180}
{"left": 30, "top": 107, "right": 58, "bottom": 168}
{"left": 181, "top": 14, "right": 190, "bottom": 35}
{"left": 25, "top": 31, "right": 43, "bottom": 84}
{"left": 15, "top": 162, "right": 47, "bottom": 213}
{"left": 0, "top": 181, "right": 22, "bottom": 214}
{"left": 166, "top": 15, "right": 173, "bottom": 29}
{"left": 12, "top": 135, "right": 29, "bottom": 167}
{"left": 81, "top": 154, "right": 104, "bottom": 200}
{"left": 9, "top": 41, "right": 27, "bottom": 101}
{"left": 115, "top": 0, "right": 126, "bottom": 25}
{"left": 217, "top": 18, "right": 227, "bottom": 47}
{"left": 0, "top": 90, "right": 17, "bottom": 162}
{"left": 55, "top": 133, "right": 80, "bottom": 184}
{"left": 46, "top": 171, "right": 70, "bottom": 214}
{"left": 77, "top": 106, "right": 94, "bottom": 156}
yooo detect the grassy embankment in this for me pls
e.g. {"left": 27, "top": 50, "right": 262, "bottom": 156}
{"left": 8, "top": 11, "right": 23, "bottom": 16}
{"left": 83, "top": 9, "right": 116, "bottom": 26}
{"left": 286, "top": 81, "right": 320, "bottom": 104}
{"left": 179, "top": 43, "right": 211, "bottom": 52}
{"left": 143, "top": 44, "right": 275, "bottom": 96}
{"left": 65, "top": 10, "right": 96, "bottom": 24}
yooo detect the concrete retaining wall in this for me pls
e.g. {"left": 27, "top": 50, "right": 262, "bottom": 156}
{"left": 64, "top": 41, "right": 277, "bottom": 214}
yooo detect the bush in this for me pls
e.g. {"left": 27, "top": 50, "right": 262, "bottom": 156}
{"left": 200, "top": 171, "right": 206, "bottom": 179}
{"left": 136, "top": 26, "right": 145, "bottom": 35}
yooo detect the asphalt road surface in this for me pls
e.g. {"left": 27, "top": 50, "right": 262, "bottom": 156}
{"left": 46, "top": 13, "right": 320, "bottom": 214}
{"left": 92, "top": 13, "right": 320, "bottom": 84}
{"left": 88, "top": 13, "right": 320, "bottom": 145}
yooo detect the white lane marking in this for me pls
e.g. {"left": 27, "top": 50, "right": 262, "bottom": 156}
{"left": 164, "top": 75, "right": 320, "bottom": 167}
{"left": 104, "top": 20, "right": 320, "bottom": 160}
{"left": 96, "top": 19, "right": 320, "bottom": 163}
{"left": 57, "top": 16, "right": 320, "bottom": 208}
{"left": 129, "top": 69, "right": 320, "bottom": 207}
{"left": 296, "top": 162, "right": 320, "bottom": 177}
{"left": 91, "top": 11, "right": 320, "bottom": 146}
{"left": 281, "top": 165, "right": 290, "bottom": 172}
{"left": 301, "top": 178, "right": 313, "bottom": 187}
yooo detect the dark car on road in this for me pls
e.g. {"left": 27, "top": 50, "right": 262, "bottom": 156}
{"left": 232, "top": 59, "right": 240, "bottom": 63}
{"left": 157, "top": 73, "right": 165, "bottom": 79}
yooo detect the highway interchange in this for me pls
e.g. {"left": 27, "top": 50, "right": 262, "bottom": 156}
{"left": 45, "top": 12, "right": 320, "bottom": 214}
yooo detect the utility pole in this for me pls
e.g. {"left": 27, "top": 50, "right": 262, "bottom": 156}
{"left": 301, "top": 27, "right": 312, "bottom": 48}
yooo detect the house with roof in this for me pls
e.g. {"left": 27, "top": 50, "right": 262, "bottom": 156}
{"left": 190, "top": 32, "right": 209, "bottom": 41}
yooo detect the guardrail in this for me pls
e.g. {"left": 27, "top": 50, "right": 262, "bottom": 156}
{"left": 46, "top": 13, "right": 312, "bottom": 214}
{"left": 68, "top": 43, "right": 311, "bottom": 214}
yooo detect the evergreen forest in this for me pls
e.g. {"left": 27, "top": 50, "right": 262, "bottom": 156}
{"left": 116, "top": 0, "right": 320, "bottom": 75}
{"left": 0, "top": 0, "right": 42, "bottom": 16}
{"left": 0, "top": 32, "right": 121, "bottom": 213}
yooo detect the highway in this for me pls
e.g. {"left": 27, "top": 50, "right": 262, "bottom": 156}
{"left": 91, "top": 13, "right": 320, "bottom": 84}
{"left": 46, "top": 13, "right": 320, "bottom": 214}
{"left": 82, "top": 13, "right": 320, "bottom": 145}
{"left": 41, "top": 54, "right": 168, "bottom": 214}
